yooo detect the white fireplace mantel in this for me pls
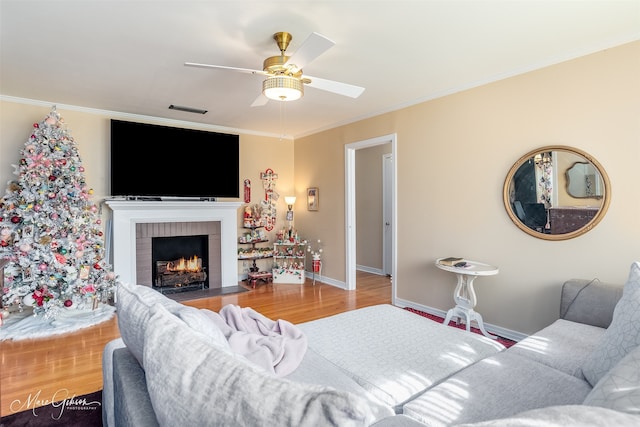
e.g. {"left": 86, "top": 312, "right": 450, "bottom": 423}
{"left": 105, "top": 200, "right": 242, "bottom": 287}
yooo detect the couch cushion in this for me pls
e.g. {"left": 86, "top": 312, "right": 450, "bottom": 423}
{"left": 583, "top": 343, "right": 640, "bottom": 414}
{"left": 452, "top": 405, "right": 640, "bottom": 427}
{"left": 580, "top": 261, "right": 640, "bottom": 386}
{"left": 506, "top": 318, "right": 605, "bottom": 376}
{"left": 560, "top": 279, "right": 622, "bottom": 328}
{"left": 143, "top": 303, "right": 393, "bottom": 426}
{"left": 285, "top": 347, "right": 394, "bottom": 419}
{"left": 297, "top": 304, "right": 505, "bottom": 411}
{"left": 116, "top": 282, "right": 182, "bottom": 366}
{"left": 115, "top": 282, "right": 230, "bottom": 367}
{"left": 402, "top": 352, "right": 592, "bottom": 427}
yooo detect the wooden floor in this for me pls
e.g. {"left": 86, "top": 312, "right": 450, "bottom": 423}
{"left": 0, "top": 271, "right": 391, "bottom": 417}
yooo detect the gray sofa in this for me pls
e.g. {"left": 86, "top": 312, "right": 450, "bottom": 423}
{"left": 102, "top": 263, "right": 640, "bottom": 426}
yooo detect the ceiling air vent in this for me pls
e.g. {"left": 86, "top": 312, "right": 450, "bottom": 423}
{"left": 168, "top": 105, "right": 208, "bottom": 114}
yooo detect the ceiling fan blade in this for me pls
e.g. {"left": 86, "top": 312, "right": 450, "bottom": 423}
{"left": 184, "top": 62, "right": 266, "bottom": 76}
{"left": 285, "top": 32, "right": 335, "bottom": 71}
{"left": 305, "top": 75, "right": 365, "bottom": 98}
{"left": 250, "top": 93, "right": 269, "bottom": 107}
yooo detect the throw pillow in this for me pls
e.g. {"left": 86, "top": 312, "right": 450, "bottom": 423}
{"left": 116, "top": 282, "right": 231, "bottom": 366}
{"left": 172, "top": 306, "right": 231, "bottom": 352}
{"left": 580, "top": 261, "right": 640, "bottom": 386}
{"left": 115, "top": 281, "right": 182, "bottom": 366}
{"left": 143, "top": 303, "right": 385, "bottom": 427}
{"left": 583, "top": 344, "right": 640, "bottom": 414}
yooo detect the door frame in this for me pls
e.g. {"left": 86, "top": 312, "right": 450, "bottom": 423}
{"left": 383, "top": 153, "right": 393, "bottom": 276}
{"left": 344, "top": 133, "right": 397, "bottom": 303}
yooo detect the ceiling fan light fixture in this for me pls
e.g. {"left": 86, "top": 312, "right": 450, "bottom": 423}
{"left": 263, "top": 75, "right": 303, "bottom": 101}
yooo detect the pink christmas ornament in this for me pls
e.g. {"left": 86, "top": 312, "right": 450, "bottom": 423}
{"left": 38, "top": 263, "right": 48, "bottom": 271}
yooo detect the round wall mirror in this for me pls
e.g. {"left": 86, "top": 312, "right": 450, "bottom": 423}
{"left": 503, "top": 145, "right": 611, "bottom": 240}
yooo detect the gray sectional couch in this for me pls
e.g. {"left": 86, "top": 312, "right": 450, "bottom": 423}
{"left": 102, "top": 261, "right": 640, "bottom": 426}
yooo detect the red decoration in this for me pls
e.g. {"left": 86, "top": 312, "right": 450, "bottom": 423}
{"left": 244, "top": 179, "right": 251, "bottom": 203}
{"left": 93, "top": 263, "right": 101, "bottom": 270}
{"left": 64, "top": 299, "right": 73, "bottom": 307}
{"left": 11, "top": 216, "right": 21, "bottom": 224}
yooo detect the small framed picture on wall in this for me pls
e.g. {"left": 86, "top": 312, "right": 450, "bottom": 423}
{"left": 307, "top": 187, "right": 319, "bottom": 211}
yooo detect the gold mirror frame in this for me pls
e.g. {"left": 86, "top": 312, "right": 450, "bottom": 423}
{"left": 503, "top": 145, "right": 611, "bottom": 241}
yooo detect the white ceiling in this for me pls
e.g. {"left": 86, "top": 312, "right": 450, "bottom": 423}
{"left": 1, "top": 1, "right": 638, "bottom": 139}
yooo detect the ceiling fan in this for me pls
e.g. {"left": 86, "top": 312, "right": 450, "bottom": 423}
{"left": 185, "top": 31, "right": 365, "bottom": 106}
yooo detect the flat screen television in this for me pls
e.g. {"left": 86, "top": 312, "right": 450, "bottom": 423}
{"left": 110, "top": 119, "right": 239, "bottom": 199}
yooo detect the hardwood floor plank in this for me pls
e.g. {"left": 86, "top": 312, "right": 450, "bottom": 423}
{"left": 0, "top": 272, "right": 391, "bottom": 417}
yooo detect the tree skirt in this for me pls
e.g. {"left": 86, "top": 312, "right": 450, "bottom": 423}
{"left": 0, "top": 304, "right": 116, "bottom": 341}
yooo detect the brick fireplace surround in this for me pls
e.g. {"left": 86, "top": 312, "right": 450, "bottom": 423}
{"left": 105, "top": 200, "right": 241, "bottom": 288}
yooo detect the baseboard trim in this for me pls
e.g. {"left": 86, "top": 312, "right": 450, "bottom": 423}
{"left": 356, "top": 265, "right": 385, "bottom": 275}
{"left": 394, "top": 297, "right": 527, "bottom": 342}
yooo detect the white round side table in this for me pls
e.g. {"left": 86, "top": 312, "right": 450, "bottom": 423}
{"left": 435, "top": 258, "right": 499, "bottom": 339}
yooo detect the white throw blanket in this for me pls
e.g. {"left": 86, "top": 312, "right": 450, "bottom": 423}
{"left": 204, "top": 304, "right": 307, "bottom": 377}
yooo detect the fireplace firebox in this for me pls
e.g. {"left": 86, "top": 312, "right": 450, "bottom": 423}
{"left": 152, "top": 235, "right": 209, "bottom": 293}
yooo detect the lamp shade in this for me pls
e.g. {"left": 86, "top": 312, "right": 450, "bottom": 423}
{"left": 263, "top": 76, "right": 303, "bottom": 101}
{"left": 284, "top": 196, "right": 297, "bottom": 206}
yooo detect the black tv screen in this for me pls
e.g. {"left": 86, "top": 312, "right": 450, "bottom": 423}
{"left": 110, "top": 120, "right": 239, "bottom": 199}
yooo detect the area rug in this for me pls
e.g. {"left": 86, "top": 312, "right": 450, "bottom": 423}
{"left": 405, "top": 307, "right": 516, "bottom": 348}
{"left": 1, "top": 390, "right": 102, "bottom": 426}
{"left": 0, "top": 304, "right": 116, "bottom": 342}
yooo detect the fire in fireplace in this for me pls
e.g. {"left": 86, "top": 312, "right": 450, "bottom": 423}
{"left": 152, "top": 235, "right": 209, "bottom": 293}
{"left": 156, "top": 256, "right": 207, "bottom": 289}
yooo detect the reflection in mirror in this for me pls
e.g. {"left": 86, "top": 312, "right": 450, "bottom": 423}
{"left": 503, "top": 146, "right": 611, "bottom": 241}
{"left": 566, "top": 162, "right": 604, "bottom": 198}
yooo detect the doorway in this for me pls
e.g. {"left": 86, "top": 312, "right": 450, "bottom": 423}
{"left": 345, "top": 134, "right": 397, "bottom": 304}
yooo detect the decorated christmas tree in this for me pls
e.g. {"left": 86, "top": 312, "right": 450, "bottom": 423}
{"left": 0, "top": 107, "right": 117, "bottom": 319}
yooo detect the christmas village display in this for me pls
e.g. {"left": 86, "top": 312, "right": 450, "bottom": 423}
{"left": 241, "top": 170, "right": 324, "bottom": 285}
{"left": 0, "top": 107, "right": 117, "bottom": 322}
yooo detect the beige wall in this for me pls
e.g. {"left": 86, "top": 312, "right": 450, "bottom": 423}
{"left": 1, "top": 41, "right": 638, "bottom": 337}
{"left": 294, "top": 40, "right": 640, "bottom": 335}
